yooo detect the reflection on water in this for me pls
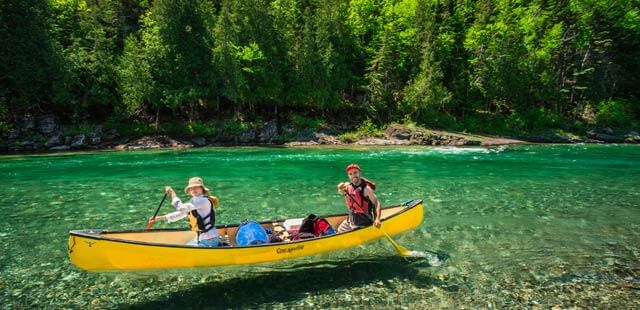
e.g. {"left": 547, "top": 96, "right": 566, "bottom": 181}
{"left": 1, "top": 145, "right": 639, "bottom": 308}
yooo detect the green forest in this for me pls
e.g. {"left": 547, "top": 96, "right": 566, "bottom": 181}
{"left": 1, "top": 0, "right": 639, "bottom": 137}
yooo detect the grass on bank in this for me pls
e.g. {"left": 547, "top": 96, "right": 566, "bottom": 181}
{"left": 337, "top": 119, "right": 385, "bottom": 142}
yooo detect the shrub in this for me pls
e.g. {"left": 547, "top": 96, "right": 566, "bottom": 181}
{"left": 521, "top": 108, "right": 563, "bottom": 129}
{"left": 0, "top": 121, "right": 12, "bottom": 136}
{"left": 110, "top": 121, "right": 159, "bottom": 137}
{"left": 290, "top": 115, "right": 323, "bottom": 131}
{"left": 63, "top": 122, "right": 92, "bottom": 136}
{"left": 185, "top": 121, "right": 216, "bottom": 137}
{"left": 505, "top": 112, "right": 526, "bottom": 134}
{"left": 336, "top": 131, "right": 360, "bottom": 142}
{"left": 221, "top": 119, "right": 250, "bottom": 135}
{"left": 357, "top": 119, "right": 383, "bottom": 137}
{"left": 595, "top": 99, "right": 633, "bottom": 128}
{"left": 337, "top": 119, "right": 384, "bottom": 142}
{"left": 276, "top": 131, "right": 296, "bottom": 142}
{"left": 416, "top": 109, "right": 456, "bottom": 129}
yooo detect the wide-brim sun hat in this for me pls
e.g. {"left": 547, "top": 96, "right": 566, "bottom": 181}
{"left": 184, "top": 177, "right": 210, "bottom": 194}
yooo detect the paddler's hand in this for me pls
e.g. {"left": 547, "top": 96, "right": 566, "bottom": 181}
{"left": 337, "top": 182, "right": 348, "bottom": 195}
{"left": 374, "top": 218, "right": 382, "bottom": 228}
{"left": 164, "top": 186, "right": 176, "bottom": 197}
{"left": 146, "top": 217, "right": 156, "bottom": 229}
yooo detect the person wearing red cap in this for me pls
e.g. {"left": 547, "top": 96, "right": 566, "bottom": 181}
{"left": 337, "top": 164, "right": 382, "bottom": 232}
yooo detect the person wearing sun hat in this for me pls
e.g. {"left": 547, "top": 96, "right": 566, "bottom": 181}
{"left": 337, "top": 164, "right": 382, "bottom": 233}
{"left": 147, "top": 177, "right": 221, "bottom": 247}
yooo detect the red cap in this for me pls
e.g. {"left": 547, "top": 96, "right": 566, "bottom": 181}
{"left": 345, "top": 163, "right": 361, "bottom": 173}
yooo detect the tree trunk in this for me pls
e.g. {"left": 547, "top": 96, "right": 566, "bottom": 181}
{"left": 155, "top": 107, "right": 160, "bottom": 129}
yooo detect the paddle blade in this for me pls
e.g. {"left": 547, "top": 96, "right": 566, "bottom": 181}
{"left": 387, "top": 236, "right": 411, "bottom": 256}
{"left": 380, "top": 230, "right": 412, "bottom": 256}
{"left": 145, "top": 219, "right": 153, "bottom": 230}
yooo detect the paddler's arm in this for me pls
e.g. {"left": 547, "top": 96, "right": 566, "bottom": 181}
{"left": 149, "top": 186, "right": 192, "bottom": 224}
{"left": 150, "top": 203, "right": 192, "bottom": 223}
{"left": 165, "top": 185, "right": 195, "bottom": 213}
{"left": 364, "top": 186, "right": 382, "bottom": 228}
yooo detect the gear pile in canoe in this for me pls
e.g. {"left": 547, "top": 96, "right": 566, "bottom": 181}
{"left": 67, "top": 199, "right": 424, "bottom": 271}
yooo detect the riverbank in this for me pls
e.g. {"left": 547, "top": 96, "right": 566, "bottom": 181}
{"left": 1, "top": 115, "right": 639, "bottom": 154}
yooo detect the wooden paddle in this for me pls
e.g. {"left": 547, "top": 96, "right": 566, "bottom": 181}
{"left": 146, "top": 193, "right": 168, "bottom": 230}
{"left": 378, "top": 223, "right": 412, "bottom": 256}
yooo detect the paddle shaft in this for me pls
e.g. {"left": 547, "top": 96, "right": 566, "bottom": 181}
{"left": 147, "top": 193, "right": 168, "bottom": 229}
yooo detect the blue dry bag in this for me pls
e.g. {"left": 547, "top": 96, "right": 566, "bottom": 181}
{"left": 235, "top": 221, "right": 269, "bottom": 246}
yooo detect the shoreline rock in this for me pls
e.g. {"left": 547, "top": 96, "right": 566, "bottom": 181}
{"left": 1, "top": 120, "right": 638, "bottom": 154}
{"left": 113, "top": 135, "right": 193, "bottom": 150}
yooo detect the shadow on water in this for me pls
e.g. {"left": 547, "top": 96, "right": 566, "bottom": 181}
{"left": 123, "top": 255, "right": 453, "bottom": 309}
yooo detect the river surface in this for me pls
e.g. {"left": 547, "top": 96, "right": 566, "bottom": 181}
{"left": 1, "top": 145, "right": 639, "bottom": 308}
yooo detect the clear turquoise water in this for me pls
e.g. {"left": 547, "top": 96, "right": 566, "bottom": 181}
{"left": 1, "top": 145, "right": 639, "bottom": 308}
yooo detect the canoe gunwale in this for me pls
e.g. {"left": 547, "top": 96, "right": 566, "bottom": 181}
{"left": 69, "top": 199, "right": 423, "bottom": 250}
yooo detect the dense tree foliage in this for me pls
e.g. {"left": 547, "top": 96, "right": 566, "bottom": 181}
{"left": 1, "top": 0, "right": 639, "bottom": 132}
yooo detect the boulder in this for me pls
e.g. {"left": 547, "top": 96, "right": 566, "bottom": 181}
{"left": 103, "top": 128, "right": 118, "bottom": 140}
{"left": 285, "top": 141, "right": 319, "bottom": 146}
{"left": 625, "top": 133, "right": 640, "bottom": 143}
{"left": 602, "top": 127, "right": 614, "bottom": 135}
{"left": 259, "top": 120, "right": 278, "bottom": 143}
{"left": 191, "top": 136, "right": 207, "bottom": 146}
{"left": 555, "top": 134, "right": 583, "bottom": 143}
{"left": 592, "top": 133, "right": 624, "bottom": 143}
{"left": 45, "top": 134, "right": 62, "bottom": 147}
{"left": 37, "top": 116, "right": 58, "bottom": 134}
{"left": 92, "top": 125, "right": 103, "bottom": 136}
{"left": 316, "top": 133, "right": 339, "bottom": 145}
{"left": 70, "top": 134, "right": 87, "bottom": 149}
{"left": 18, "top": 140, "right": 34, "bottom": 147}
{"left": 50, "top": 145, "right": 71, "bottom": 151}
{"left": 7, "top": 130, "right": 19, "bottom": 139}
{"left": 87, "top": 132, "right": 101, "bottom": 145}
{"left": 464, "top": 140, "right": 482, "bottom": 146}
{"left": 295, "top": 131, "right": 317, "bottom": 142}
{"left": 115, "top": 135, "right": 192, "bottom": 150}
{"left": 20, "top": 114, "right": 36, "bottom": 130}
{"left": 238, "top": 129, "right": 256, "bottom": 143}
{"left": 385, "top": 124, "right": 413, "bottom": 140}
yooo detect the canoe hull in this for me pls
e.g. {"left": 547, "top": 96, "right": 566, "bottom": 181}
{"left": 68, "top": 201, "right": 424, "bottom": 270}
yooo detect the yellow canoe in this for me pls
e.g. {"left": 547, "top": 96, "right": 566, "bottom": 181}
{"left": 68, "top": 199, "right": 424, "bottom": 271}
